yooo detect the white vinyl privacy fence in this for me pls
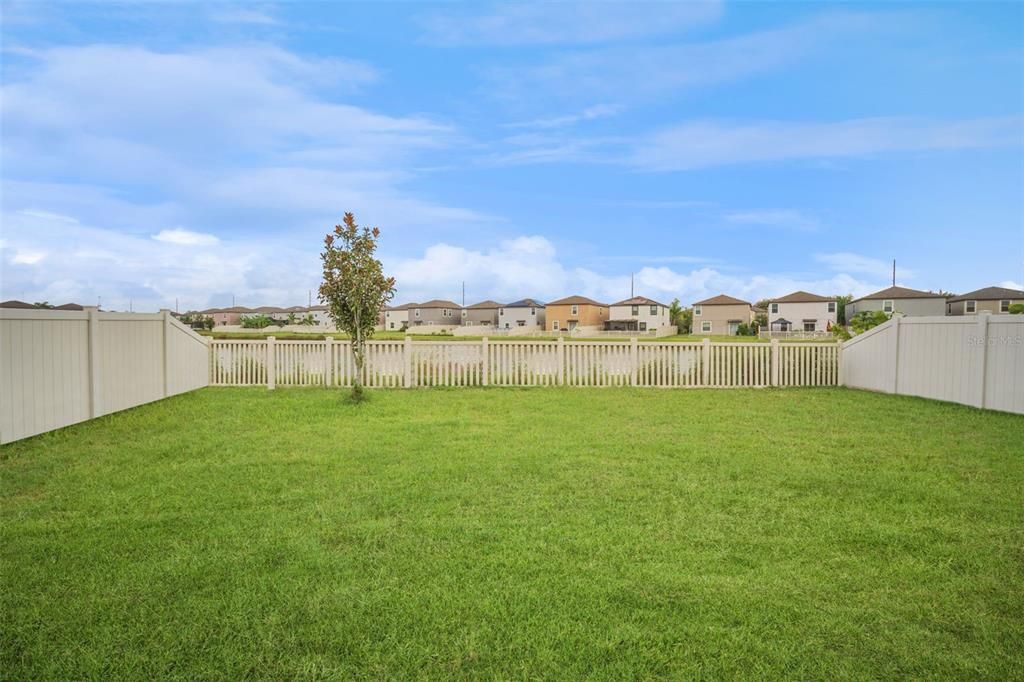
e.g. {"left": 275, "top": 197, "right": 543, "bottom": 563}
{"left": 210, "top": 338, "right": 840, "bottom": 389}
{"left": 0, "top": 310, "right": 210, "bottom": 444}
{"left": 841, "top": 315, "right": 1024, "bottom": 414}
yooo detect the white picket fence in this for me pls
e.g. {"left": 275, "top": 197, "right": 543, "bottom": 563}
{"left": 209, "top": 337, "right": 840, "bottom": 389}
{"left": 841, "top": 315, "right": 1023, "bottom": 414}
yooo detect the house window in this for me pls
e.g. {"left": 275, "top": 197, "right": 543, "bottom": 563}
{"left": 639, "top": 322, "right": 647, "bottom": 331}
{"left": 827, "top": 301, "right": 836, "bottom": 313}
{"left": 770, "top": 303, "right": 778, "bottom": 314}
{"left": 631, "top": 305, "right": 639, "bottom": 315}
{"left": 415, "top": 309, "right": 421, "bottom": 318}
{"left": 694, "top": 305, "right": 702, "bottom": 316}
{"left": 463, "top": 309, "right": 468, "bottom": 318}
{"left": 650, "top": 305, "right": 657, "bottom": 315}
{"left": 551, "top": 320, "right": 559, "bottom": 330}
{"left": 517, "top": 320, "right": 525, "bottom": 327}
{"left": 947, "top": 303, "right": 951, "bottom": 314}
{"left": 531, "top": 307, "right": 535, "bottom": 315}
{"left": 804, "top": 322, "right": 816, "bottom": 332}
{"left": 1000, "top": 300, "right": 1010, "bottom": 312}
{"left": 966, "top": 300, "right": 976, "bottom": 313}
{"left": 701, "top": 321, "right": 712, "bottom": 332}
{"left": 570, "top": 305, "right": 578, "bottom": 316}
{"left": 389, "top": 322, "right": 395, "bottom": 329}
{"left": 882, "top": 300, "right": 893, "bottom": 314}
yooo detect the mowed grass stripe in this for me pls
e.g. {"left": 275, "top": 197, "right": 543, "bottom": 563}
{"left": 2, "top": 388, "right": 1022, "bottom": 678}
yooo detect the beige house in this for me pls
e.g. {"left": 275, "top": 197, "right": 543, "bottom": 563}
{"left": 946, "top": 286, "right": 1024, "bottom": 316}
{"left": 768, "top": 291, "right": 837, "bottom": 332}
{"left": 409, "top": 299, "right": 462, "bottom": 327}
{"left": 545, "top": 295, "right": 608, "bottom": 332}
{"left": 845, "top": 286, "right": 946, "bottom": 318}
{"left": 692, "top": 295, "right": 754, "bottom": 335}
{"left": 384, "top": 303, "right": 412, "bottom": 330}
{"left": 607, "top": 296, "right": 673, "bottom": 334}
{"left": 462, "top": 300, "right": 501, "bottom": 326}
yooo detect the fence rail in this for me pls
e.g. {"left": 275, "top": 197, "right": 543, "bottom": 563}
{"left": 209, "top": 337, "right": 840, "bottom": 389}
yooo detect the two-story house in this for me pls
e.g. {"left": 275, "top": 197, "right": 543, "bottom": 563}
{"left": 692, "top": 295, "right": 755, "bottom": 335}
{"left": 606, "top": 296, "right": 673, "bottom": 334}
{"left": 767, "top": 291, "right": 837, "bottom": 332}
{"left": 545, "top": 296, "right": 608, "bottom": 332}
{"left": 409, "top": 299, "right": 462, "bottom": 327}
{"left": 499, "top": 299, "right": 546, "bottom": 330}
{"left": 462, "top": 300, "right": 501, "bottom": 326}
{"left": 384, "top": 303, "right": 413, "bottom": 330}
{"left": 946, "top": 286, "right": 1024, "bottom": 316}
{"left": 845, "top": 286, "right": 946, "bottom": 318}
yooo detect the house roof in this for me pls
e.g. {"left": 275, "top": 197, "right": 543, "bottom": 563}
{"left": 53, "top": 303, "right": 85, "bottom": 310}
{"left": 693, "top": 294, "right": 751, "bottom": 306}
{"left": 769, "top": 291, "right": 835, "bottom": 304}
{"left": 947, "top": 286, "right": 1024, "bottom": 303}
{"left": 504, "top": 298, "right": 545, "bottom": 308}
{"left": 610, "top": 296, "right": 668, "bottom": 307}
{"left": 547, "top": 295, "right": 607, "bottom": 307}
{"left": 414, "top": 299, "right": 461, "bottom": 309}
{"left": 0, "top": 300, "right": 36, "bottom": 309}
{"left": 852, "top": 286, "right": 946, "bottom": 302}
{"left": 385, "top": 303, "right": 415, "bottom": 311}
{"left": 465, "top": 300, "right": 502, "bottom": 309}
{"left": 250, "top": 306, "right": 285, "bottom": 313}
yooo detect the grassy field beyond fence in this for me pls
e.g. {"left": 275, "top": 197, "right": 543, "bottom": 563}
{"left": 2, "top": 388, "right": 1021, "bottom": 678}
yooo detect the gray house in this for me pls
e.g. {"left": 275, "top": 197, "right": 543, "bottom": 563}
{"left": 409, "top": 299, "right": 462, "bottom": 326}
{"left": 499, "top": 299, "right": 545, "bottom": 330}
{"left": 845, "top": 286, "right": 947, "bottom": 318}
{"left": 946, "top": 286, "right": 1024, "bottom": 316}
{"left": 462, "top": 300, "right": 501, "bottom": 326}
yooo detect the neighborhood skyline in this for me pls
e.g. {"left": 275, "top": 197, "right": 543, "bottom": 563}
{"left": 2, "top": 1, "right": 1022, "bottom": 311}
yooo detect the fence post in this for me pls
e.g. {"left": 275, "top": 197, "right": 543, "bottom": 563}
{"left": 702, "top": 338, "right": 711, "bottom": 386}
{"left": 404, "top": 336, "right": 413, "bottom": 388}
{"left": 267, "top": 336, "right": 276, "bottom": 390}
{"left": 325, "top": 336, "right": 334, "bottom": 387}
{"left": 481, "top": 337, "right": 489, "bottom": 386}
{"left": 890, "top": 316, "right": 901, "bottom": 394}
{"left": 161, "top": 309, "right": 171, "bottom": 397}
{"left": 837, "top": 342, "right": 845, "bottom": 387}
{"left": 630, "top": 337, "right": 639, "bottom": 386}
{"left": 88, "top": 309, "right": 101, "bottom": 417}
{"left": 557, "top": 336, "right": 565, "bottom": 385}
{"left": 770, "top": 339, "right": 780, "bottom": 386}
{"left": 975, "top": 314, "right": 990, "bottom": 409}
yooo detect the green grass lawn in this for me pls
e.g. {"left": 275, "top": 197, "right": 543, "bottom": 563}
{"left": 2, "top": 388, "right": 1021, "bottom": 678}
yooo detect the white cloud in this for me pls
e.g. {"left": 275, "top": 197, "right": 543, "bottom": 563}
{"left": 483, "top": 12, "right": 871, "bottom": 103}
{"left": 420, "top": 2, "right": 721, "bottom": 46}
{"left": 18, "top": 209, "right": 79, "bottom": 223}
{"left": 999, "top": 280, "right": 1024, "bottom": 290}
{"left": 153, "top": 228, "right": 220, "bottom": 246}
{"left": 12, "top": 249, "right": 46, "bottom": 265}
{"left": 630, "top": 117, "right": 1023, "bottom": 171}
{"left": 505, "top": 104, "right": 622, "bottom": 130}
{"left": 385, "top": 235, "right": 884, "bottom": 306}
{"left": 724, "top": 209, "right": 818, "bottom": 231}
{"left": 815, "top": 252, "right": 914, "bottom": 280}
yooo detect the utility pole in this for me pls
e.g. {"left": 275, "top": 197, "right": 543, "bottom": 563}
{"left": 462, "top": 281, "right": 465, "bottom": 306}
{"left": 175, "top": 297, "right": 179, "bottom": 313}
{"left": 232, "top": 294, "right": 235, "bottom": 307}
{"left": 630, "top": 273, "right": 634, "bottom": 298}
{"left": 892, "top": 259, "right": 896, "bottom": 287}
{"left": 308, "top": 290, "right": 312, "bottom": 308}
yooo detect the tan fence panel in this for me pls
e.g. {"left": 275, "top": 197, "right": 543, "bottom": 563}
{"left": 1, "top": 310, "right": 210, "bottom": 444}
{"left": 842, "top": 315, "right": 1023, "bottom": 414}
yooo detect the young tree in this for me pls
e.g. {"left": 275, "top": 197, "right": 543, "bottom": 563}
{"left": 668, "top": 298, "right": 684, "bottom": 327}
{"left": 835, "top": 294, "right": 853, "bottom": 325}
{"left": 319, "top": 212, "right": 396, "bottom": 401}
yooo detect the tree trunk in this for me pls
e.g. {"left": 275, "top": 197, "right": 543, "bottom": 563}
{"left": 351, "top": 315, "right": 365, "bottom": 400}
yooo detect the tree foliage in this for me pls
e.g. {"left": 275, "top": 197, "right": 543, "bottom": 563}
{"left": 319, "top": 212, "right": 396, "bottom": 401}
{"left": 1009, "top": 303, "right": 1024, "bottom": 315}
{"left": 241, "top": 314, "right": 273, "bottom": 329}
{"left": 835, "top": 294, "right": 853, "bottom": 325}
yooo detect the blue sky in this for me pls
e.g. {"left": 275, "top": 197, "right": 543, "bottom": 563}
{"left": 1, "top": 1, "right": 1022, "bottom": 311}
